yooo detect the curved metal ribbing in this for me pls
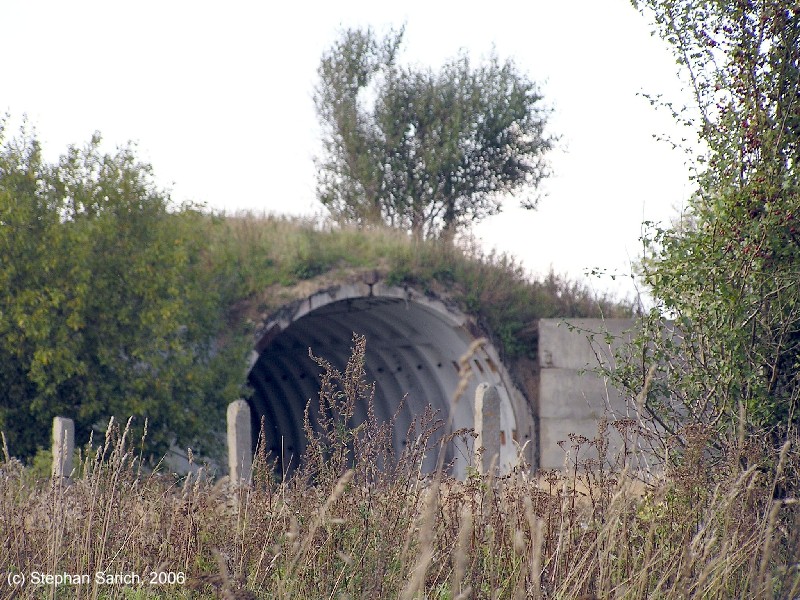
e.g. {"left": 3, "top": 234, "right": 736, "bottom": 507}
{"left": 247, "top": 286, "right": 526, "bottom": 477}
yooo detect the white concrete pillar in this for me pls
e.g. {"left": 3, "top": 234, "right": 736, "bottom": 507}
{"left": 227, "top": 400, "right": 252, "bottom": 485}
{"left": 52, "top": 416, "right": 74, "bottom": 479}
{"left": 474, "top": 383, "right": 501, "bottom": 475}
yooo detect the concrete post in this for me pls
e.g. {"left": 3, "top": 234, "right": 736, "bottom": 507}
{"left": 474, "top": 383, "right": 501, "bottom": 475}
{"left": 227, "top": 400, "right": 252, "bottom": 485}
{"left": 52, "top": 417, "right": 74, "bottom": 479}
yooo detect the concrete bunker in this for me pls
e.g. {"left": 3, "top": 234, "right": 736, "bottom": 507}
{"left": 247, "top": 282, "right": 532, "bottom": 477}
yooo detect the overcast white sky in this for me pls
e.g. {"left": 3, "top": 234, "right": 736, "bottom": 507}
{"left": 3, "top": 1, "right": 696, "bottom": 302}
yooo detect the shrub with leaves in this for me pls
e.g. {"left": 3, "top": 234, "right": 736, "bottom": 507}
{"left": 0, "top": 122, "right": 250, "bottom": 461}
{"left": 618, "top": 0, "right": 800, "bottom": 453}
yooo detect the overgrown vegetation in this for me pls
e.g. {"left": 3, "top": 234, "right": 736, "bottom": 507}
{"left": 5, "top": 0, "right": 799, "bottom": 594}
{"left": 608, "top": 0, "right": 800, "bottom": 454}
{"left": 2, "top": 337, "right": 798, "bottom": 599}
{"left": 208, "top": 212, "right": 630, "bottom": 361}
{"left": 0, "top": 122, "right": 625, "bottom": 464}
{"left": 0, "top": 124, "right": 251, "bottom": 462}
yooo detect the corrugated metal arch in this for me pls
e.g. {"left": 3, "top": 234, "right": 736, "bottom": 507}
{"left": 247, "top": 282, "right": 531, "bottom": 477}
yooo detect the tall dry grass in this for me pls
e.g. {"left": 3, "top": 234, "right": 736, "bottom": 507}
{"left": 2, "top": 337, "right": 798, "bottom": 599}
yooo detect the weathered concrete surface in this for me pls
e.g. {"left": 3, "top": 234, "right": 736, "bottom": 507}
{"left": 538, "top": 319, "right": 637, "bottom": 470}
{"left": 538, "top": 319, "right": 635, "bottom": 370}
{"left": 52, "top": 416, "right": 74, "bottom": 479}
{"left": 538, "top": 369, "right": 620, "bottom": 420}
{"left": 474, "top": 383, "right": 502, "bottom": 474}
{"left": 227, "top": 399, "right": 252, "bottom": 485}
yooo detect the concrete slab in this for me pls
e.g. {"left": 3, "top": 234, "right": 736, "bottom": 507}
{"left": 52, "top": 416, "right": 74, "bottom": 479}
{"left": 474, "top": 383, "right": 501, "bottom": 474}
{"left": 227, "top": 400, "right": 252, "bottom": 485}
{"left": 539, "top": 319, "right": 635, "bottom": 370}
{"left": 539, "top": 368, "right": 628, "bottom": 419}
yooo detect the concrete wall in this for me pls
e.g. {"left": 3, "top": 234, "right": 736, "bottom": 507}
{"left": 537, "top": 318, "right": 637, "bottom": 470}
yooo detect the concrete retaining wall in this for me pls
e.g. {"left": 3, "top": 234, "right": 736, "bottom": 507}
{"left": 537, "top": 318, "right": 637, "bottom": 470}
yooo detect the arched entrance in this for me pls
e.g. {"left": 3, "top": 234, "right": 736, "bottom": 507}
{"left": 247, "top": 282, "right": 531, "bottom": 477}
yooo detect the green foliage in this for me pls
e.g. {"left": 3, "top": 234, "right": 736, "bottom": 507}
{"left": 314, "top": 26, "right": 554, "bottom": 240}
{"left": 0, "top": 122, "right": 250, "bottom": 461}
{"left": 623, "top": 1, "right": 800, "bottom": 448}
{"left": 0, "top": 115, "right": 623, "bottom": 463}
{"left": 212, "top": 213, "right": 630, "bottom": 361}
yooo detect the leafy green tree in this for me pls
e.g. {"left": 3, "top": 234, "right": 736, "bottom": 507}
{"left": 617, "top": 2, "right": 800, "bottom": 450}
{"left": 314, "top": 27, "right": 554, "bottom": 240}
{"left": 0, "top": 121, "right": 250, "bottom": 461}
